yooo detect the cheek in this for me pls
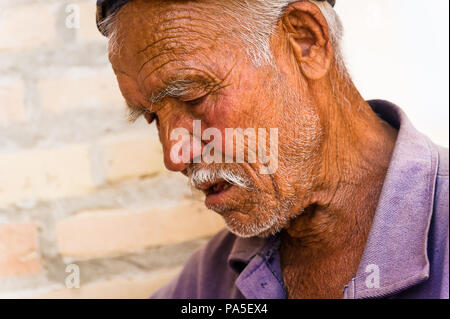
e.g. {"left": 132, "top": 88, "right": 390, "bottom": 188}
{"left": 204, "top": 97, "right": 232, "bottom": 127}
{"left": 203, "top": 85, "right": 273, "bottom": 133}
{"left": 203, "top": 101, "right": 257, "bottom": 164}
{"left": 203, "top": 64, "right": 271, "bottom": 128}
{"left": 202, "top": 93, "right": 237, "bottom": 147}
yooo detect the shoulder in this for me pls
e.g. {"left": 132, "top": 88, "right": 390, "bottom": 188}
{"left": 151, "top": 229, "right": 242, "bottom": 299}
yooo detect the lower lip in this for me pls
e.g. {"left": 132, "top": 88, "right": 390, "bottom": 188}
{"left": 205, "top": 184, "right": 236, "bottom": 208}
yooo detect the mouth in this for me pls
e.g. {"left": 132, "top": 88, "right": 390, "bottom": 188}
{"left": 199, "top": 180, "right": 233, "bottom": 196}
{"left": 195, "top": 179, "right": 236, "bottom": 210}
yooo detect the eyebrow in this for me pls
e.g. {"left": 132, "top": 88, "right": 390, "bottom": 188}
{"left": 126, "top": 103, "right": 150, "bottom": 123}
{"left": 126, "top": 75, "right": 221, "bottom": 122}
{"left": 150, "top": 78, "right": 204, "bottom": 105}
{"left": 125, "top": 78, "right": 201, "bottom": 122}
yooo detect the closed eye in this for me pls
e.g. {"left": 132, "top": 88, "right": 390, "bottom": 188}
{"left": 183, "top": 94, "right": 208, "bottom": 107}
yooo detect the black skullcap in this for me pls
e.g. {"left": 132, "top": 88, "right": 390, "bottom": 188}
{"left": 96, "top": 0, "right": 336, "bottom": 36}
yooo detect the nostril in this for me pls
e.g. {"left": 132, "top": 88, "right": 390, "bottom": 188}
{"left": 164, "top": 151, "right": 189, "bottom": 172}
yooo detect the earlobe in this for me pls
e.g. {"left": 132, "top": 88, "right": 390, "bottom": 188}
{"left": 284, "top": 2, "right": 333, "bottom": 80}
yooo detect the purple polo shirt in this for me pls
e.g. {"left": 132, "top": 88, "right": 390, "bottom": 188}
{"left": 152, "top": 100, "right": 449, "bottom": 299}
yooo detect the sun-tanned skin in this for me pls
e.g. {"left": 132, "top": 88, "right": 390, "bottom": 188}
{"left": 108, "top": 0, "right": 398, "bottom": 298}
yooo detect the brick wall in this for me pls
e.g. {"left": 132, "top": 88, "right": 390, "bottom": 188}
{"left": 0, "top": 0, "right": 225, "bottom": 298}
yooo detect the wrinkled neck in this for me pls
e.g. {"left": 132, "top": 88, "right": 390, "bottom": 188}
{"left": 285, "top": 69, "right": 398, "bottom": 253}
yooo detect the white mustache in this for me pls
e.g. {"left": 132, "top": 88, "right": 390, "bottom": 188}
{"left": 188, "top": 167, "right": 250, "bottom": 190}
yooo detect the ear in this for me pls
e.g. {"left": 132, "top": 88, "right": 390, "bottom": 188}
{"left": 282, "top": 1, "right": 333, "bottom": 80}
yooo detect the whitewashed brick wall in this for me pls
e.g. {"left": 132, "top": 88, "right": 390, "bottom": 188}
{"left": 0, "top": 0, "right": 224, "bottom": 298}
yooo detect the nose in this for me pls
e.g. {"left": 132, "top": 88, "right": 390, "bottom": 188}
{"left": 164, "top": 131, "right": 203, "bottom": 172}
{"left": 158, "top": 111, "right": 203, "bottom": 172}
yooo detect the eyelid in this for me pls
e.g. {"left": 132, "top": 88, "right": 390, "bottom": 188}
{"left": 179, "top": 90, "right": 208, "bottom": 102}
{"left": 183, "top": 94, "right": 208, "bottom": 106}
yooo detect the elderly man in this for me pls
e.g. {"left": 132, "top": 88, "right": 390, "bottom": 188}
{"left": 96, "top": 0, "right": 448, "bottom": 299}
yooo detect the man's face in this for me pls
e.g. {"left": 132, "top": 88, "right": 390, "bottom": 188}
{"left": 109, "top": 0, "right": 323, "bottom": 237}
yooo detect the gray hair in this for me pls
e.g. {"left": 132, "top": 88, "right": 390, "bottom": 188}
{"left": 221, "top": 0, "right": 345, "bottom": 68}
{"left": 101, "top": 0, "right": 346, "bottom": 71}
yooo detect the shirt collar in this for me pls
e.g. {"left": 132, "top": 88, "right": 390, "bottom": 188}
{"left": 344, "top": 100, "right": 439, "bottom": 298}
{"left": 227, "top": 100, "right": 439, "bottom": 298}
{"left": 227, "top": 235, "right": 273, "bottom": 271}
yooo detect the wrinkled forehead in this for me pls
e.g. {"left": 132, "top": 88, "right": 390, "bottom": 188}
{"left": 109, "top": 0, "right": 235, "bottom": 78}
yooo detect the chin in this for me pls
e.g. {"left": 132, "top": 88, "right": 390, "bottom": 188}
{"left": 220, "top": 207, "right": 288, "bottom": 238}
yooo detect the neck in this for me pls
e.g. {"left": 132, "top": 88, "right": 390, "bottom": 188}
{"left": 280, "top": 68, "right": 398, "bottom": 298}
